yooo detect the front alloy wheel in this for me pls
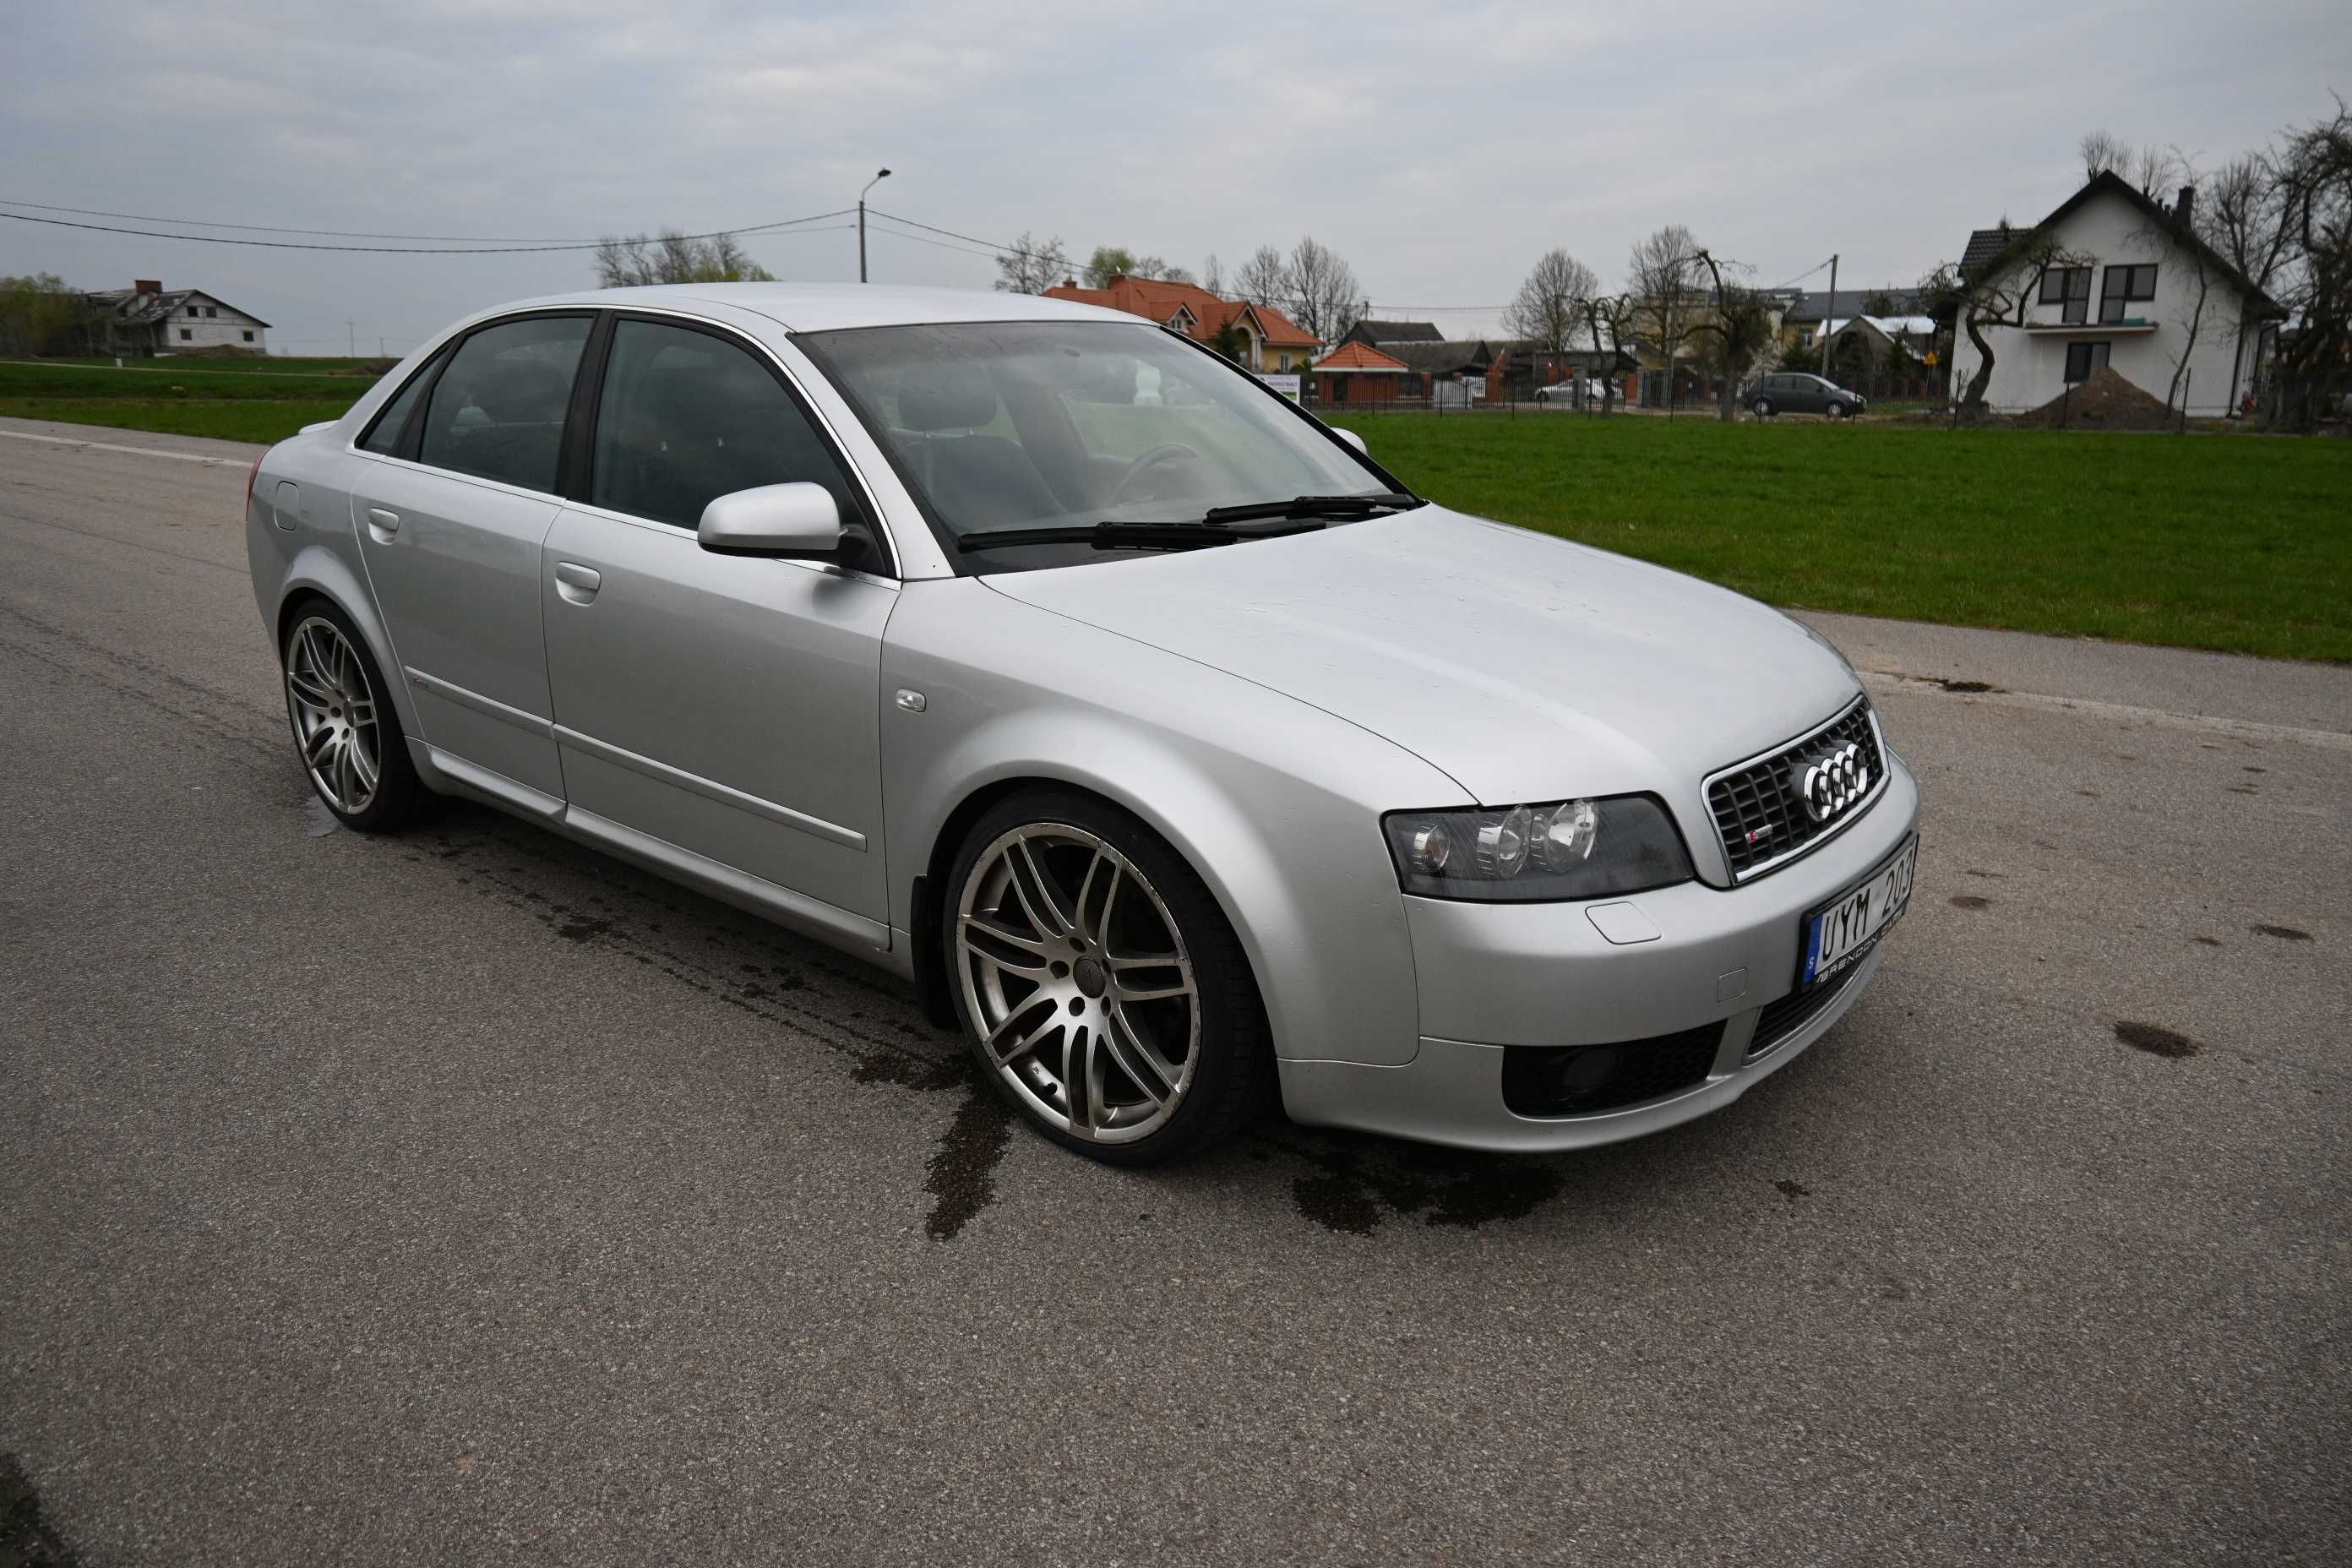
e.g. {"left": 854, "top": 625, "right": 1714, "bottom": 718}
{"left": 945, "top": 793, "right": 1268, "bottom": 1163}
{"left": 1752, "top": 398, "right": 1772, "bottom": 418}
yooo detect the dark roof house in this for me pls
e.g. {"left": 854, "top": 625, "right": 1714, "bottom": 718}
{"left": 1339, "top": 319, "right": 1445, "bottom": 347}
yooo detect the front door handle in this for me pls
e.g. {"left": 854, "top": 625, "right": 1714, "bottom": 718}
{"left": 554, "top": 561, "right": 602, "bottom": 605}
{"left": 365, "top": 507, "right": 400, "bottom": 542}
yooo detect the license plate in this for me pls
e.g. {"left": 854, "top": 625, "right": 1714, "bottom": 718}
{"left": 1799, "top": 836, "right": 1917, "bottom": 988}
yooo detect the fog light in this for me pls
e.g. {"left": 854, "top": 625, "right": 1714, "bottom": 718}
{"left": 1555, "top": 1044, "right": 1622, "bottom": 1103}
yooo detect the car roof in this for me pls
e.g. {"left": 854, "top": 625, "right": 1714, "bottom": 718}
{"left": 480, "top": 282, "right": 1131, "bottom": 335}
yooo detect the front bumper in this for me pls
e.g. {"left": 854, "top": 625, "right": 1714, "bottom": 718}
{"left": 1278, "top": 756, "right": 1919, "bottom": 1152}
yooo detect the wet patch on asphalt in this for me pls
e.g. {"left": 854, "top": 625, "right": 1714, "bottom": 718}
{"left": 2115, "top": 1021, "right": 2200, "bottom": 1058}
{"left": 2252, "top": 923, "right": 2314, "bottom": 942}
{"left": 1927, "top": 678, "right": 1999, "bottom": 694}
{"left": 1271, "top": 1133, "right": 1564, "bottom": 1234}
{"left": 373, "top": 808, "right": 1585, "bottom": 1244}
{"left": 0, "top": 1454, "right": 79, "bottom": 1568}
{"left": 923, "top": 1071, "right": 1014, "bottom": 1242}
{"left": 1948, "top": 895, "right": 1992, "bottom": 910}
{"left": 399, "top": 810, "right": 1005, "bottom": 1241}
{"left": 1774, "top": 1179, "right": 1812, "bottom": 1200}
{"left": 2192, "top": 936, "right": 2224, "bottom": 947}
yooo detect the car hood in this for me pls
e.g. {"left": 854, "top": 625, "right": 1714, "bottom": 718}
{"left": 981, "top": 505, "right": 1860, "bottom": 809}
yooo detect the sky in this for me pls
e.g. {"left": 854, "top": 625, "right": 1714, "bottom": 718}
{"left": 4, "top": 0, "right": 2346, "bottom": 354}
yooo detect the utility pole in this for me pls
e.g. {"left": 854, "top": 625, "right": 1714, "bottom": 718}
{"left": 347, "top": 319, "right": 356, "bottom": 357}
{"left": 1818, "top": 253, "right": 1838, "bottom": 377}
{"left": 858, "top": 168, "right": 892, "bottom": 283}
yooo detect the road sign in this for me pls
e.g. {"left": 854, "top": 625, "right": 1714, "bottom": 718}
{"left": 1258, "top": 373, "right": 1302, "bottom": 403}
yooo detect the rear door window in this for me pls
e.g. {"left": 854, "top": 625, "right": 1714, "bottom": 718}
{"left": 417, "top": 315, "right": 591, "bottom": 493}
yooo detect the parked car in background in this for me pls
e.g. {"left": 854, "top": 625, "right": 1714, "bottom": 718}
{"left": 1534, "top": 378, "right": 1611, "bottom": 405}
{"left": 246, "top": 284, "right": 1917, "bottom": 1166}
{"left": 1745, "top": 373, "right": 1866, "bottom": 419}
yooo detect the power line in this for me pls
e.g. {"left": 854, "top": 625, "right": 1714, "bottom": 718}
{"left": 0, "top": 205, "right": 857, "bottom": 254}
{"left": 0, "top": 197, "right": 603, "bottom": 242}
{"left": 863, "top": 217, "right": 1005, "bottom": 262}
{"left": 864, "top": 208, "right": 1015, "bottom": 252}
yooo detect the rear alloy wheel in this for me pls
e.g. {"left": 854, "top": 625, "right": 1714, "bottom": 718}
{"left": 945, "top": 792, "right": 1268, "bottom": 1164}
{"left": 1831, "top": 400, "right": 1854, "bottom": 419}
{"left": 283, "top": 603, "right": 422, "bottom": 830}
{"left": 1752, "top": 399, "right": 1772, "bottom": 418}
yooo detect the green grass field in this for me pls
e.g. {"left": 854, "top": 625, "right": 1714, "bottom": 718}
{"left": 1327, "top": 412, "right": 2352, "bottom": 662}
{"left": 2, "top": 357, "right": 2341, "bottom": 661}
{"left": 0, "top": 357, "right": 379, "bottom": 444}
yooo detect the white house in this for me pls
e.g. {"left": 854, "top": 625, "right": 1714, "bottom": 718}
{"left": 1948, "top": 172, "right": 2280, "bottom": 416}
{"left": 79, "top": 280, "right": 271, "bottom": 356}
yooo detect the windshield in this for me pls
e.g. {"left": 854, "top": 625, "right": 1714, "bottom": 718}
{"left": 793, "top": 320, "right": 1393, "bottom": 571}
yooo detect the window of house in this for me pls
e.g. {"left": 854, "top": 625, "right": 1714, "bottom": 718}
{"left": 2039, "top": 267, "right": 2092, "bottom": 325}
{"left": 1400, "top": 373, "right": 1424, "bottom": 397}
{"left": 417, "top": 314, "right": 591, "bottom": 493}
{"left": 590, "top": 318, "right": 862, "bottom": 534}
{"left": 1277, "top": 353, "right": 1290, "bottom": 371}
{"left": 2099, "top": 264, "right": 2157, "bottom": 324}
{"left": 204, "top": 306, "right": 217, "bottom": 318}
{"left": 186, "top": 305, "right": 199, "bottom": 317}
{"left": 179, "top": 329, "right": 192, "bottom": 340}
{"left": 2064, "top": 341, "right": 2111, "bottom": 382}
{"left": 242, "top": 330, "right": 254, "bottom": 342}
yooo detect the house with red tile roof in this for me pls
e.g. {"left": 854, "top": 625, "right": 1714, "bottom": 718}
{"left": 1043, "top": 275, "right": 1322, "bottom": 373}
{"left": 1308, "top": 340, "right": 1413, "bottom": 405}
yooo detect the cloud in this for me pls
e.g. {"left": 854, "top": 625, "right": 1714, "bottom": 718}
{"left": 3, "top": 0, "right": 2345, "bottom": 350}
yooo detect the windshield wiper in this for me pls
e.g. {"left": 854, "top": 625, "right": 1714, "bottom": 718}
{"left": 1199, "top": 492, "right": 1421, "bottom": 525}
{"left": 956, "top": 518, "right": 1326, "bottom": 553}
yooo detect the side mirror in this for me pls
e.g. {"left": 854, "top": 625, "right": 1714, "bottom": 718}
{"left": 1332, "top": 427, "right": 1369, "bottom": 456}
{"left": 697, "top": 482, "right": 843, "bottom": 558}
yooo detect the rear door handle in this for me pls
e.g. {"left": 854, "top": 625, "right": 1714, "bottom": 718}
{"left": 365, "top": 507, "right": 400, "bottom": 542}
{"left": 554, "top": 561, "right": 602, "bottom": 604}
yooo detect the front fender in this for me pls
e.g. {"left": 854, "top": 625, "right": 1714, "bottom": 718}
{"left": 883, "top": 580, "right": 1467, "bottom": 1067}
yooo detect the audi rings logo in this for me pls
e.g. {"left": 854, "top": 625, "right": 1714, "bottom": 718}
{"left": 1796, "top": 742, "right": 1871, "bottom": 823}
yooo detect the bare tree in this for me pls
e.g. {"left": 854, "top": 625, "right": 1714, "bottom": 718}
{"left": 2269, "top": 99, "right": 2352, "bottom": 431}
{"left": 1200, "top": 253, "right": 1226, "bottom": 297}
{"left": 1687, "top": 250, "right": 1778, "bottom": 420}
{"left": 1579, "top": 293, "right": 1637, "bottom": 415}
{"left": 994, "top": 231, "right": 1070, "bottom": 294}
{"left": 1503, "top": 249, "right": 1598, "bottom": 390}
{"left": 2202, "top": 152, "right": 2297, "bottom": 409}
{"left": 1918, "top": 224, "right": 2085, "bottom": 414}
{"left": 2080, "top": 129, "right": 2130, "bottom": 182}
{"left": 1627, "top": 224, "right": 1704, "bottom": 408}
{"left": 1285, "top": 236, "right": 1363, "bottom": 343}
{"left": 595, "top": 231, "right": 775, "bottom": 286}
{"left": 1236, "top": 246, "right": 1289, "bottom": 309}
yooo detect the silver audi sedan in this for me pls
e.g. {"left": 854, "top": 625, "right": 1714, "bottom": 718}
{"left": 246, "top": 284, "right": 1919, "bottom": 1164}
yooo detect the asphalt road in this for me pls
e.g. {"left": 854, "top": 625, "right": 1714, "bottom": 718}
{"left": 3, "top": 416, "right": 2345, "bottom": 1565}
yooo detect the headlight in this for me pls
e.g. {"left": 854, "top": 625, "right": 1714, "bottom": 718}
{"left": 1381, "top": 795, "right": 1694, "bottom": 901}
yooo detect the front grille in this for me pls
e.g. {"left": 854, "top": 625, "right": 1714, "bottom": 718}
{"left": 1748, "top": 956, "right": 1870, "bottom": 1059}
{"left": 1706, "top": 700, "right": 1885, "bottom": 879}
{"left": 1501, "top": 1023, "right": 1723, "bottom": 1119}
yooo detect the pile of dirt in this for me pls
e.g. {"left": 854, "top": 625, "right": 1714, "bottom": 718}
{"left": 2013, "top": 367, "right": 2178, "bottom": 431}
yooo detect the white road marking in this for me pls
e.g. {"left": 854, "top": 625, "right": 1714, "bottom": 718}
{"left": 0, "top": 428, "right": 247, "bottom": 467}
{"left": 1862, "top": 670, "right": 2352, "bottom": 752}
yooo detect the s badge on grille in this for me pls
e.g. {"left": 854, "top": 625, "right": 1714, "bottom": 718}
{"left": 1795, "top": 741, "right": 1870, "bottom": 823}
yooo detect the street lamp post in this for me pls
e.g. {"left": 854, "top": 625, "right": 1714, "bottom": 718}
{"left": 858, "top": 168, "right": 891, "bottom": 283}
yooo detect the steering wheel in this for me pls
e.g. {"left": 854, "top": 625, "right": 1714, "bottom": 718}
{"left": 1108, "top": 442, "right": 1201, "bottom": 507}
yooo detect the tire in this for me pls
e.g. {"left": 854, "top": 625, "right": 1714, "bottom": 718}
{"left": 281, "top": 598, "right": 424, "bottom": 831}
{"left": 1752, "top": 399, "right": 1772, "bottom": 419}
{"left": 1830, "top": 401, "right": 1853, "bottom": 420}
{"left": 941, "top": 787, "right": 1271, "bottom": 1165}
